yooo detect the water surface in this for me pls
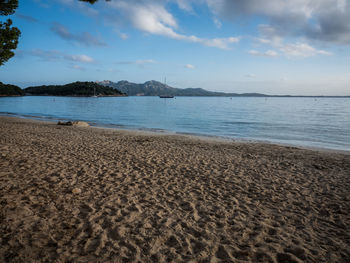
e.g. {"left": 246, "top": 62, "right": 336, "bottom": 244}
{"left": 1, "top": 96, "right": 349, "bottom": 151}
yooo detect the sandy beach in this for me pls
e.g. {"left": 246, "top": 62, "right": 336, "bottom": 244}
{"left": 0, "top": 116, "right": 349, "bottom": 262}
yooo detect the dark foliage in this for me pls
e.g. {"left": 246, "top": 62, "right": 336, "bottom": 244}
{"left": 0, "top": 0, "right": 18, "bottom": 16}
{"left": 0, "top": 0, "right": 20, "bottom": 66}
{"left": 24, "top": 81, "right": 126, "bottom": 96}
{"left": 0, "top": 81, "right": 24, "bottom": 96}
{"left": 0, "top": 19, "right": 20, "bottom": 66}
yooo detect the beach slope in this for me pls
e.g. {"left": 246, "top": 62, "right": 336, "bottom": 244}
{"left": 0, "top": 117, "right": 349, "bottom": 262}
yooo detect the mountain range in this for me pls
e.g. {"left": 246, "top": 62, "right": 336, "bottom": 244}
{"left": 97, "top": 80, "right": 350, "bottom": 97}
{"left": 97, "top": 80, "right": 267, "bottom": 97}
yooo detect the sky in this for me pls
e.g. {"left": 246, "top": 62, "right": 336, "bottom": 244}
{"left": 1, "top": 0, "right": 350, "bottom": 95}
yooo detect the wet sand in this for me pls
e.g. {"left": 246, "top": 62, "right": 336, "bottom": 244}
{"left": 0, "top": 116, "right": 349, "bottom": 262}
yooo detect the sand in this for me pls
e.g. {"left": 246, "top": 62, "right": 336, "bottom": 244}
{"left": 0, "top": 116, "right": 349, "bottom": 262}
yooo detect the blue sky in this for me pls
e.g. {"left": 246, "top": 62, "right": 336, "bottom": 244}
{"left": 1, "top": 0, "right": 350, "bottom": 95}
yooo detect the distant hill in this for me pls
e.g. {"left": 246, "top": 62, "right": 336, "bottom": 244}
{"left": 97, "top": 80, "right": 236, "bottom": 96}
{"left": 0, "top": 82, "right": 24, "bottom": 96}
{"left": 97, "top": 80, "right": 270, "bottom": 97}
{"left": 97, "top": 80, "right": 350, "bottom": 97}
{"left": 24, "top": 81, "right": 126, "bottom": 97}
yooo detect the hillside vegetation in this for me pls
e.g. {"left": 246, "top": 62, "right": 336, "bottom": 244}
{"left": 0, "top": 82, "right": 24, "bottom": 96}
{"left": 24, "top": 81, "right": 126, "bottom": 96}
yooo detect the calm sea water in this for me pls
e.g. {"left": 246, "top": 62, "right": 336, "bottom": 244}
{"left": 1, "top": 96, "right": 350, "bottom": 151}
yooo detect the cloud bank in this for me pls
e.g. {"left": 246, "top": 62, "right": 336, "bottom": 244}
{"left": 206, "top": 0, "right": 350, "bottom": 44}
{"left": 60, "top": 0, "right": 349, "bottom": 54}
{"left": 58, "top": 0, "right": 240, "bottom": 49}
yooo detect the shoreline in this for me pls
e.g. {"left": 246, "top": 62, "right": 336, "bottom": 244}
{"left": 1, "top": 94, "right": 350, "bottom": 98}
{"left": 1, "top": 113, "right": 350, "bottom": 155}
{"left": 1, "top": 116, "right": 350, "bottom": 262}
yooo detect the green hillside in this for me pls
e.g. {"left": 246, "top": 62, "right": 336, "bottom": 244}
{"left": 24, "top": 81, "right": 126, "bottom": 96}
{"left": 0, "top": 82, "right": 24, "bottom": 96}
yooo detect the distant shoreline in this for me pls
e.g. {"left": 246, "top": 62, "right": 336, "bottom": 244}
{"left": 2, "top": 80, "right": 349, "bottom": 97}
{"left": 0, "top": 95, "right": 127, "bottom": 97}
{"left": 1, "top": 94, "right": 350, "bottom": 98}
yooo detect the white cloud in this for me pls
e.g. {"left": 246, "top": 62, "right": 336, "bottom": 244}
{"left": 134, "top": 59, "right": 156, "bottom": 65}
{"left": 65, "top": 54, "right": 94, "bottom": 63}
{"left": 110, "top": 1, "right": 178, "bottom": 38}
{"left": 27, "top": 49, "right": 95, "bottom": 63}
{"left": 213, "top": 17, "right": 222, "bottom": 29}
{"left": 105, "top": 0, "right": 240, "bottom": 49}
{"left": 119, "top": 33, "right": 128, "bottom": 40}
{"left": 255, "top": 24, "right": 332, "bottom": 58}
{"left": 72, "top": 65, "right": 86, "bottom": 71}
{"left": 185, "top": 64, "right": 195, "bottom": 69}
{"left": 174, "top": 0, "right": 194, "bottom": 12}
{"left": 256, "top": 37, "right": 332, "bottom": 58}
{"left": 279, "top": 43, "right": 332, "bottom": 57}
{"left": 245, "top": 74, "right": 256, "bottom": 78}
{"left": 183, "top": 35, "right": 239, "bottom": 49}
{"left": 251, "top": 43, "right": 331, "bottom": 58}
{"left": 249, "top": 49, "right": 279, "bottom": 57}
{"left": 257, "top": 24, "right": 283, "bottom": 46}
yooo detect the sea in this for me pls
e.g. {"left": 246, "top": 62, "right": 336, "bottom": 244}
{"left": 1, "top": 96, "right": 349, "bottom": 152}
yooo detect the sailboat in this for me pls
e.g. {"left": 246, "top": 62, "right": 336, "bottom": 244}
{"left": 159, "top": 77, "right": 174, "bottom": 98}
{"left": 92, "top": 87, "right": 98, "bottom": 97}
